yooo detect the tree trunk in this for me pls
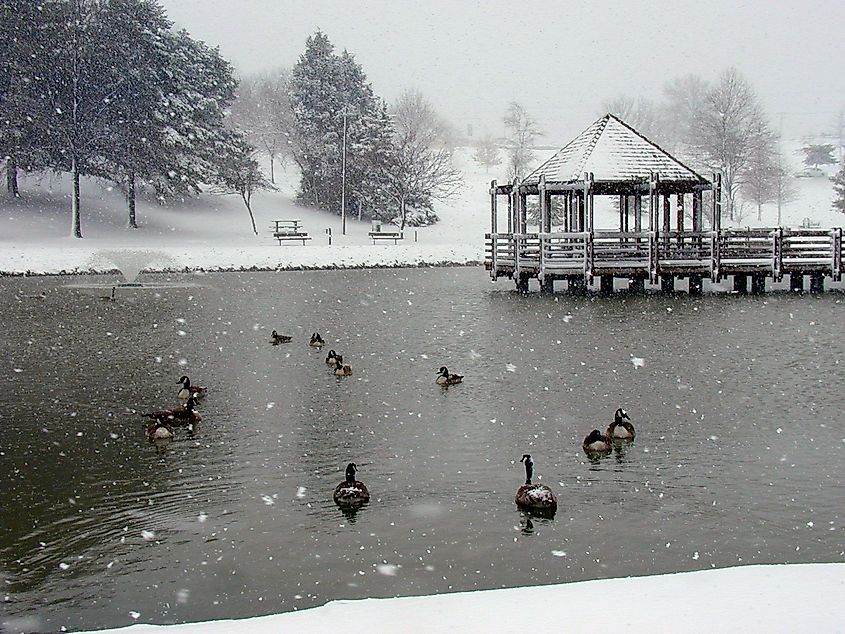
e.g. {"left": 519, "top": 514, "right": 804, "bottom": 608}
{"left": 757, "top": 203, "right": 762, "bottom": 222}
{"left": 127, "top": 170, "right": 138, "bottom": 228}
{"left": 269, "top": 153, "right": 275, "bottom": 184}
{"left": 399, "top": 197, "right": 407, "bottom": 230}
{"left": 71, "top": 155, "right": 83, "bottom": 238}
{"left": 6, "top": 156, "right": 19, "bottom": 198}
{"left": 242, "top": 193, "right": 258, "bottom": 235}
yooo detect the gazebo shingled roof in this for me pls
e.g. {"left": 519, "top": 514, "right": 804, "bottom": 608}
{"left": 522, "top": 113, "right": 709, "bottom": 189}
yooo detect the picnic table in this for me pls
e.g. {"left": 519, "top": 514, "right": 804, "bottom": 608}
{"left": 272, "top": 220, "right": 311, "bottom": 245}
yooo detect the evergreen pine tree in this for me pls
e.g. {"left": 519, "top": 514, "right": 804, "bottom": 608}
{"left": 832, "top": 166, "right": 845, "bottom": 214}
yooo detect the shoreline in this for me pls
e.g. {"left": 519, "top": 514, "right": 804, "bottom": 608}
{"left": 0, "top": 260, "right": 484, "bottom": 278}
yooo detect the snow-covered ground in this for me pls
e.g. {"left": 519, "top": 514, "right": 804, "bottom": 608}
{"left": 76, "top": 564, "right": 845, "bottom": 634}
{"left": 1, "top": 144, "right": 841, "bottom": 276}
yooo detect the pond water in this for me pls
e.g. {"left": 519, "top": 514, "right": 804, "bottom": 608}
{"left": 1, "top": 268, "right": 843, "bottom": 632}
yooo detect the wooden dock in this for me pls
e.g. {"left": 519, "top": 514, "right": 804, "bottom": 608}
{"left": 485, "top": 227, "right": 844, "bottom": 293}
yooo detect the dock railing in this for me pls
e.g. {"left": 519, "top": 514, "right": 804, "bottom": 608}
{"left": 485, "top": 227, "right": 845, "bottom": 282}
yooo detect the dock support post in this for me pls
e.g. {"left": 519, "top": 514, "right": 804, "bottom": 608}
{"left": 751, "top": 274, "right": 766, "bottom": 294}
{"left": 540, "top": 277, "right": 554, "bottom": 294}
{"left": 689, "top": 274, "right": 703, "bottom": 296}
{"left": 660, "top": 274, "right": 674, "bottom": 293}
{"left": 733, "top": 274, "right": 748, "bottom": 294}
{"left": 789, "top": 272, "right": 804, "bottom": 293}
{"left": 516, "top": 274, "right": 530, "bottom": 294}
{"left": 809, "top": 272, "right": 825, "bottom": 293}
{"left": 629, "top": 276, "right": 645, "bottom": 293}
{"left": 568, "top": 275, "right": 586, "bottom": 294}
{"left": 600, "top": 275, "right": 614, "bottom": 295}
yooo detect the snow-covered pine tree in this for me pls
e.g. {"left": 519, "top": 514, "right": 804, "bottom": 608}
{"left": 96, "top": 0, "right": 174, "bottom": 228}
{"left": 148, "top": 27, "right": 238, "bottom": 202}
{"left": 289, "top": 31, "right": 394, "bottom": 219}
{"left": 30, "top": 0, "right": 134, "bottom": 237}
{"left": 832, "top": 165, "right": 845, "bottom": 214}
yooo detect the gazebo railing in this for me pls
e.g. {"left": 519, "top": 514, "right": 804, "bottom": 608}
{"left": 485, "top": 228, "right": 845, "bottom": 281}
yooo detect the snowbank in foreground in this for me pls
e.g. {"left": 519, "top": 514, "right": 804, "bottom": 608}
{"left": 80, "top": 564, "right": 845, "bottom": 634}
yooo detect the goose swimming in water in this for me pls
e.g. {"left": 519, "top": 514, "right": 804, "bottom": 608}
{"left": 325, "top": 349, "right": 339, "bottom": 367}
{"left": 143, "top": 396, "right": 202, "bottom": 434}
{"left": 177, "top": 375, "right": 207, "bottom": 401}
{"left": 334, "top": 355, "right": 353, "bottom": 376}
{"left": 607, "top": 408, "right": 636, "bottom": 441}
{"left": 435, "top": 366, "right": 463, "bottom": 386}
{"left": 309, "top": 332, "right": 325, "bottom": 348}
{"left": 146, "top": 420, "right": 174, "bottom": 442}
{"left": 333, "top": 463, "right": 370, "bottom": 506}
{"left": 515, "top": 454, "right": 557, "bottom": 515}
{"left": 582, "top": 429, "right": 612, "bottom": 456}
{"left": 270, "top": 330, "right": 292, "bottom": 345}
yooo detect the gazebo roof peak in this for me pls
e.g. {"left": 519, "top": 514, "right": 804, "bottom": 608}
{"left": 522, "top": 113, "right": 707, "bottom": 187}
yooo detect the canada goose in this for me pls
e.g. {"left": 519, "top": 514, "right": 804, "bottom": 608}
{"left": 27, "top": 291, "right": 47, "bottom": 301}
{"left": 325, "top": 349, "right": 339, "bottom": 367}
{"left": 146, "top": 421, "right": 174, "bottom": 442}
{"left": 515, "top": 454, "right": 557, "bottom": 514}
{"left": 333, "top": 463, "right": 370, "bottom": 506}
{"left": 143, "top": 396, "right": 202, "bottom": 434}
{"left": 177, "top": 375, "right": 207, "bottom": 401}
{"left": 270, "top": 330, "right": 292, "bottom": 345}
{"left": 582, "top": 429, "right": 612, "bottom": 456}
{"left": 99, "top": 287, "right": 116, "bottom": 302}
{"left": 607, "top": 408, "right": 636, "bottom": 441}
{"left": 436, "top": 366, "right": 463, "bottom": 386}
{"left": 334, "top": 355, "right": 353, "bottom": 376}
{"left": 309, "top": 332, "right": 325, "bottom": 348}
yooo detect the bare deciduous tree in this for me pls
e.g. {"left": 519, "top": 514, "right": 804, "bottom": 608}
{"left": 384, "top": 89, "right": 462, "bottom": 229}
{"left": 602, "top": 95, "right": 662, "bottom": 143}
{"left": 473, "top": 135, "right": 500, "bottom": 173}
{"left": 230, "top": 69, "right": 293, "bottom": 184}
{"left": 503, "top": 102, "right": 541, "bottom": 180}
{"left": 691, "top": 68, "right": 772, "bottom": 222}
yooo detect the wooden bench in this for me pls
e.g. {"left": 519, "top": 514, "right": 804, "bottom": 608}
{"left": 369, "top": 231, "right": 404, "bottom": 245}
{"left": 272, "top": 219, "right": 311, "bottom": 246}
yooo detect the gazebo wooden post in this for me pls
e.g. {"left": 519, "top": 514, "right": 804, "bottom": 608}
{"left": 634, "top": 194, "right": 642, "bottom": 233}
{"left": 490, "top": 179, "right": 498, "bottom": 235}
{"left": 662, "top": 194, "right": 671, "bottom": 247}
{"left": 518, "top": 190, "right": 528, "bottom": 234}
{"left": 623, "top": 196, "right": 630, "bottom": 233}
{"left": 538, "top": 174, "right": 548, "bottom": 233}
{"left": 676, "top": 193, "right": 685, "bottom": 246}
{"left": 713, "top": 173, "right": 722, "bottom": 234}
{"left": 586, "top": 172, "right": 594, "bottom": 232}
{"left": 618, "top": 195, "right": 624, "bottom": 232}
{"left": 563, "top": 192, "right": 570, "bottom": 232}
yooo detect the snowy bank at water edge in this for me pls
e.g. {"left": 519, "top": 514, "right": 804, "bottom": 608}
{"left": 0, "top": 243, "right": 483, "bottom": 276}
{"left": 78, "top": 564, "right": 845, "bottom": 634}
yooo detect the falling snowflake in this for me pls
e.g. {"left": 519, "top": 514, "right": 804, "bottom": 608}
{"left": 630, "top": 356, "right": 645, "bottom": 369}
{"left": 505, "top": 363, "right": 517, "bottom": 373}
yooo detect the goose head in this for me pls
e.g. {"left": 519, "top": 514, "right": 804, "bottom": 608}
{"left": 437, "top": 366, "right": 449, "bottom": 377}
{"left": 614, "top": 408, "right": 631, "bottom": 423}
{"left": 177, "top": 375, "right": 191, "bottom": 388}
{"left": 585, "top": 429, "right": 605, "bottom": 445}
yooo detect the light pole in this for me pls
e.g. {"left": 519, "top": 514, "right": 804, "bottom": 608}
{"left": 340, "top": 105, "right": 355, "bottom": 236}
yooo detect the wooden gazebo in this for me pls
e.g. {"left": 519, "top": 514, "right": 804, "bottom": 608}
{"left": 484, "top": 113, "right": 845, "bottom": 295}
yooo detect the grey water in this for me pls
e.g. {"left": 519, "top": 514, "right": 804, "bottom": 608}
{"left": 1, "top": 268, "right": 843, "bottom": 632}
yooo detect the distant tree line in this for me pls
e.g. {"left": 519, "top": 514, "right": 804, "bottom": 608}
{"left": 0, "top": 0, "right": 267, "bottom": 236}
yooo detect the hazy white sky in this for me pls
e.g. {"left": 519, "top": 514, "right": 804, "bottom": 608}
{"left": 159, "top": 0, "right": 844, "bottom": 142}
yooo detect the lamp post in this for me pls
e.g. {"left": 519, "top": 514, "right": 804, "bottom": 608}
{"left": 340, "top": 105, "right": 355, "bottom": 236}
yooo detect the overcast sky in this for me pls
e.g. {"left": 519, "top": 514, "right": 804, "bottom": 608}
{"left": 159, "top": 0, "right": 844, "bottom": 143}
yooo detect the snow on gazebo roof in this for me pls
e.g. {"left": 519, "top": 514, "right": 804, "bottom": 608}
{"left": 522, "top": 113, "right": 708, "bottom": 186}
